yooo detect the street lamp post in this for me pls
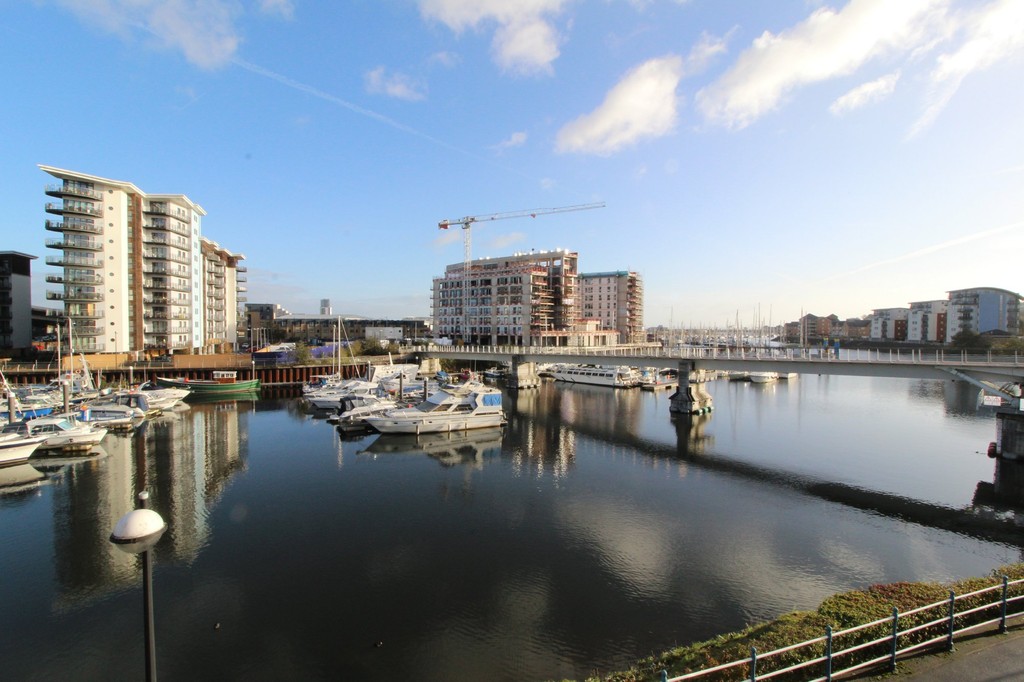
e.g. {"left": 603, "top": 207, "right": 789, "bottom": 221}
{"left": 110, "top": 491, "right": 167, "bottom": 682}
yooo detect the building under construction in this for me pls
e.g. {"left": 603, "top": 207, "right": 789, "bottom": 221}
{"left": 432, "top": 249, "right": 631, "bottom": 347}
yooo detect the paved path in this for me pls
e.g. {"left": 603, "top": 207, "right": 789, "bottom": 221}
{"left": 879, "top": 625, "right": 1024, "bottom": 681}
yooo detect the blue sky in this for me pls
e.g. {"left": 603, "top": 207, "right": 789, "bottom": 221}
{"left": 3, "top": 0, "right": 1023, "bottom": 328}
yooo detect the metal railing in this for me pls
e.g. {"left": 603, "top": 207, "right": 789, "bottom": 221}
{"left": 658, "top": 576, "right": 1024, "bottom": 682}
{"left": 411, "top": 344, "right": 1023, "bottom": 367}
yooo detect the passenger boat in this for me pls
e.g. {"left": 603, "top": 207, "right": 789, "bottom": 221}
{"left": 364, "top": 382, "right": 505, "bottom": 434}
{"left": 0, "top": 433, "right": 47, "bottom": 466}
{"left": 155, "top": 371, "right": 261, "bottom": 394}
{"left": 1, "top": 415, "right": 107, "bottom": 452}
{"left": 551, "top": 364, "right": 641, "bottom": 388}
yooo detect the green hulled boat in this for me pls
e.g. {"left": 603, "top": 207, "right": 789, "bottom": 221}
{"left": 155, "top": 370, "right": 261, "bottom": 394}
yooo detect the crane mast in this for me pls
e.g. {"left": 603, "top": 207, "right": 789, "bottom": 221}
{"left": 437, "top": 201, "right": 605, "bottom": 344}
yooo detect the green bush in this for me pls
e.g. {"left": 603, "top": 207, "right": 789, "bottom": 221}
{"left": 587, "top": 563, "right": 1024, "bottom": 682}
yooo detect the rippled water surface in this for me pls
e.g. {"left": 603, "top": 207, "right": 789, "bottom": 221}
{"left": 1, "top": 375, "right": 1021, "bottom": 681}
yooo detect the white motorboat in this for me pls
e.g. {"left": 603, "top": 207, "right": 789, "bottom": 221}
{"left": 72, "top": 403, "right": 141, "bottom": 431}
{"left": 551, "top": 364, "right": 641, "bottom": 388}
{"left": 749, "top": 372, "right": 779, "bottom": 384}
{"left": 365, "top": 382, "right": 505, "bottom": 434}
{"left": 0, "top": 433, "right": 47, "bottom": 466}
{"left": 1, "top": 415, "right": 107, "bottom": 452}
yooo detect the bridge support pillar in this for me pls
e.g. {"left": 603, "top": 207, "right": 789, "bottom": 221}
{"left": 669, "top": 362, "right": 714, "bottom": 415}
{"left": 994, "top": 405, "right": 1024, "bottom": 460}
{"left": 508, "top": 357, "right": 540, "bottom": 389}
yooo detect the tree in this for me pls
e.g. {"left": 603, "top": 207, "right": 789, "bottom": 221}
{"left": 293, "top": 341, "right": 312, "bottom": 365}
{"left": 949, "top": 330, "right": 990, "bottom": 353}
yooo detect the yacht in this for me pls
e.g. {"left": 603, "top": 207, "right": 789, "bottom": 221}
{"left": 1, "top": 414, "right": 107, "bottom": 452}
{"left": 551, "top": 364, "right": 641, "bottom": 388}
{"left": 364, "top": 382, "right": 505, "bottom": 434}
{"left": 0, "top": 433, "right": 47, "bottom": 466}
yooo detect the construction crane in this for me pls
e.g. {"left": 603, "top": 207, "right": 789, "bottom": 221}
{"left": 437, "top": 202, "right": 606, "bottom": 343}
{"left": 438, "top": 202, "right": 606, "bottom": 269}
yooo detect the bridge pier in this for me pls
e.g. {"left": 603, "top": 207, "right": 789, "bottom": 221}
{"left": 993, "top": 403, "right": 1024, "bottom": 460}
{"left": 669, "top": 362, "right": 714, "bottom": 415}
{"left": 507, "top": 358, "right": 540, "bottom": 389}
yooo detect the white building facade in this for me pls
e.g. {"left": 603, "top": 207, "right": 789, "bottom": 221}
{"left": 41, "top": 165, "right": 244, "bottom": 354}
{"left": 580, "top": 271, "right": 644, "bottom": 344}
{"left": 907, "top": 300, "right": 948, "bottom": 343}
{"left": 869, "top": 308, "right": 909, "bottom": 341}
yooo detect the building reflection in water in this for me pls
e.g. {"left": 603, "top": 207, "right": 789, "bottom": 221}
{"left": 47, "top": 399, "right": 252, "bottom": 607}
{"left": 974, "top": 459, "right": 1024, "bottom": 523}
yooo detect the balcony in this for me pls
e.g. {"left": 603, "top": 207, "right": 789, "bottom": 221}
{"left": 46, "top": 255, "right": 100, "bottom": 268}
{"left": 46, "top": 290, "right": 104, "bottom": 302}
{"left": 67, "top": 309, "right": 105, "bottom": 320}
{"left": 45, "top": 183, "right": 102, "bottom": 200}
{"left": 45, "top": 201, "right": 102, "bottom": 217}
{"left": 45, "top": 218, "right": 102, "bottom": 235}
{"left": 46, "top": 273, "right": 103, "bottom": 285}
{"left": 46, "top": 237, "right": 103, "bottom": 251}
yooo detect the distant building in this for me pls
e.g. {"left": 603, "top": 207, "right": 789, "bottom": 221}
{"left": 947, "top": 287, "right": 1021, "bottom": 342}
{"left": 433, "top": 249, "right": 582, "bottom": 346}
{"left": 0, "top": 251, "right": 36, "bottom": 350}
{"left": 870, "top": 308, "right": 909, "bottom": 341}
{"left": 244, "top": 304, "right": 431, "bottom": 346}
{"left": 841, "top": 318, "right": 871, "bottom": 339}
{"left": 907, "top": 300, "right": 948, "bottom": 343}
{"left": 580, "top": 271, "right": 644, "bottom": 344}
{"left": 39, "top": 165, "right": 245, "bottom": 354}
{"left": 320, "top": 299, "right": 332, "bottom": 315}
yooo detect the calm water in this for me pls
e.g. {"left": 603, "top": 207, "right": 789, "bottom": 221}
{"left": 2, "top": 375, "right": 1022, "bottom": 681}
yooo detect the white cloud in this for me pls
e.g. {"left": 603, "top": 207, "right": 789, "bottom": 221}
{"left": 490, "top": 231, "right": 527, "bottom": 249}
{"left": 910, "top": 0, "right": 1024, "bottom": 136}
{"left": 55, "top": 0, "right": 244, "bottom": 69}
{"left": 492, "top": 131, "right": 528, "bottom": 152}
{"left": 682, "top": 30, "right": 730, "bottom": 76}
{"left": 258, "top": 0, "right": 294, "bottom": 20}
{"left": 365, "top": 66, "right": 427, "bottom": 101}
{"left": 418, "top": 0, "right": 568, "bottom": 75}
{"left": 556, "top": 56, "right": 684, "bottom": 155}
{"left": 697, "top": 0, "right": 945, "bottom": 129}
{"left": 829, "top": 71, "right": 900, "bottom": 115}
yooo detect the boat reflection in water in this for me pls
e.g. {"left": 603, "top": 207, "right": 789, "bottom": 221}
{"left": 0, "top": 461, "right": 47, "bottom": 497}
{"left": 360, "top": 427, "right": 504, "bottom": 468}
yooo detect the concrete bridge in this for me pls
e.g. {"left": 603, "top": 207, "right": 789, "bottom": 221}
{"left": 413, "top": 344, "right": 1024, "bottom": 458}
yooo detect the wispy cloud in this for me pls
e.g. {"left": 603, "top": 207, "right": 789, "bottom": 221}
{"left": 54, "top": 0, "right": 243, "bottom": 69}
{"left": 556, "top": 55, "right": 683, "bottom": 155}
{"left": 418, "top": 0, "right": 568, "bottom": 75}
{"left": 697, "top": 0, "right": 944, "bottom": 129}
{"left": 910, "top": 0, "right": 1024, "bottom": 136}
{"left": 258, "top": 0, "right": 295, "bottom": 20}
{"left": 490, "top": 231, "right": 527, "bottom": 249}
{"left": 365, "top": 66, "right": 427, "bottom": 101}
{"left": 821, "top": 220, "right": 1024, "bottom": 281}
{"left": 830, "top": 71, "right": 901, "bottom": 115}
{"left": 492, "top": 131, "right": 527, "bottom": 153}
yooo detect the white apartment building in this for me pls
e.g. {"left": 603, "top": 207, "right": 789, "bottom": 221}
{"left": 907, "top": 300, "right": 948, "bottom": 343}
{"left": 580, "top": 271, "right": 644, "bottom": 344}
{"left": 947, "top": 287, "right": 1021, "bottom": 342}
{"left": 869, "top": 308, "right": 909, "bottom": 341}
{"left": 41, "top": 165, "right": 244, "bottom": 354}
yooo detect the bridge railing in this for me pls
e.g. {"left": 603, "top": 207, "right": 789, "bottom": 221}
{"left": 412, "top": 345, "right": 1021, "bottom": 366}
{"left": 658, "top": 575, "right": 1024, "bottom": 682}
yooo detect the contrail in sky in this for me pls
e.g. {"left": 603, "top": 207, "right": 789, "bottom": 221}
{"left": 231, "top": 57, "right": 531, "bottom": 179}
{"left": 821, "top": 220, "right": 1024, "bottom": 282}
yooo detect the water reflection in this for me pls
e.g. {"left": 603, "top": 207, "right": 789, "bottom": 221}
{"left": 361, "top": 428, "right": 503, "bottom": 468}
{"left": 43, "top": 399, "right": 252, "bottom": 607}
{"left": 0, "top": 461, "right": 47, "bottom": 498}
